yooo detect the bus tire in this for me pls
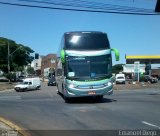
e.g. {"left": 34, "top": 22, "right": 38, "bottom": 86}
{"left": 63, "top": 95, "right": 70, "bottom": 103}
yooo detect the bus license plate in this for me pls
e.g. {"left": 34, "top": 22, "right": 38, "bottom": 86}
{"left": 88, "top": 91, "right": 96, "bottom": 95}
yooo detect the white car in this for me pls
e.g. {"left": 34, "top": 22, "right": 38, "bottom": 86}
{"left": 14, "top": 77, "right": 41, "bottom": 92}
{"left": 115, "top": 74, "right": 126, "bottom": 84}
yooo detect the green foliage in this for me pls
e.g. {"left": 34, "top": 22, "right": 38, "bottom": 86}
{"left": 27, "top": 67, "right": 35, "bottom": 75}
{"left": 112, "top": 64, "right": 124, "bottom": 74}
{"left": 139, "top": 74, "right": 145, "bottom": 82}
{"left": 4, "top": 72, "right": 16, "bottom": 82}
{"left": 0, "top": 37, "right": 34, "bottom": 73}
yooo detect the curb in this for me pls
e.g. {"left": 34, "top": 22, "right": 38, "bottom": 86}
{"left": 0, "top": 117, "right": 31, "bottom": 136}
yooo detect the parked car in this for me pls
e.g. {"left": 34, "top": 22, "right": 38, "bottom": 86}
{"left": 0, "top": 76, "right": 9, "bottom": 82}
{"left": 115, "top": 73, "right": 126, "bottom": 84}
{"left": 48, "top": 78, "right": 56, "bottom": 86}
{"left": 14, "top": 77, "right": 41, "bottom": 92}
{"left": 144, "top": 75, "right": 158, "bottom": 83}
{"left": 16, "top": 75, "right": 26, "bottom": 82}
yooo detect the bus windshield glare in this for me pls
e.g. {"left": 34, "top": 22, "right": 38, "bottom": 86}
{"left": 66, "top": 54, "right": 112, "bottom": 80}
{"left": 64, "top": 33, "right": 110, "bottom": 50}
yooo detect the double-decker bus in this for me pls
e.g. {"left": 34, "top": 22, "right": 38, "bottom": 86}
{"left": 56, "top": 31, "right": 119, "bottom": 102}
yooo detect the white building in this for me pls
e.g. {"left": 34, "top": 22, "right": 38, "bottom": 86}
{"left": 122, "top": 64, "right": 145, "bottom": 78}
{"left": 31, "top": 55, "right": 43, "bottom": 76}
{"left": 31, "top": 56, "right": 42, "bottom": 70}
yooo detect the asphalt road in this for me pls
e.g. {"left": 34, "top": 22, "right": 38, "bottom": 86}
{"left": 0, "top": 82, "right": 160, "bottom": 136}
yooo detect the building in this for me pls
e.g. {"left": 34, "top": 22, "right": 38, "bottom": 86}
{"left": 123, "top": 55, "right": 160, "bottom": 80}
{"left": 31, "top": 55, "right": 43, "bottom": 76}
{"left": 41, "top": 54, "right": 57, "bottom": 78}
{"left": 126, "top": 55, "right": 160, "bottom": 64}
{"left": 123, "top": 64, "right": 145, "bottom": 79}
{"left": 151, "top": 68, "right": 160, "bottom": 78}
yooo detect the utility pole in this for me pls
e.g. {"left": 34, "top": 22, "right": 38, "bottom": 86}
{"left": 7, "top": 42, "right": 10, "bottom": 73}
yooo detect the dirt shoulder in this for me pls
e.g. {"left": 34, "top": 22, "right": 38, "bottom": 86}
{"left": 113, "top": 81, "right": 160, "bottom": 90}
{"left": 0, "top": 81, "right": 159, "bottom": 92}
{"left": 0, "top": 82, "right": 16, "bottom": 91}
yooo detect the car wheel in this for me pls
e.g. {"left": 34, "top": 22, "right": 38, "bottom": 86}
{"left": 15, "top": 89, "right": 19, "bottom": 92}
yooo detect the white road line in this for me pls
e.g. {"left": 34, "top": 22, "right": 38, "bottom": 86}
{"left": 142, "top": 121, "right": 160, "bottom": 129}
{"left": 0, "top": 96, "right": 21, "bottom": 100}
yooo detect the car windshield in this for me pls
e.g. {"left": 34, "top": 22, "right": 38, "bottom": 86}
{"left": 22, "top": 82, "right": 29, "bottom": 85}
{"left": 117, "top": 77, "right": 124, "bottom": 79}
{"left": 66, "top": 54, "right": 112, "bottom": 80}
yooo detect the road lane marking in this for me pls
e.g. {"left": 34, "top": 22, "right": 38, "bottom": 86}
{"left": 142, "top": 121, "right": 160, "bottom": 129}
{"left": 0, "top": 96, "right": 21, "bottom": 100}
{"left": 0, "top": 117, "right": 31, "bottom": 136}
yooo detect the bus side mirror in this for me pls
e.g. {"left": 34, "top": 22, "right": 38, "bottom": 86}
{"left": 60, "top": 49, "right": 65, "bottom": 63}
{"left": 111, "top": 48, "right": 120, "bottom": 61}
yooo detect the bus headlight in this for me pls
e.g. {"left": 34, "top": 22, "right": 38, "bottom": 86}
{"left": 108, "top": 82, "right": 112, "bottom": 86}
{"left": 68, "top": 84, "right": 77, "bottom": 89}
{"left": 104, "top": 82, "right": 112, "bottom": 87}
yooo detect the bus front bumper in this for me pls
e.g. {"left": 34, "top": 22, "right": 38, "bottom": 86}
{"left": 64, "top": 85, "right": 113, "bottom": 98}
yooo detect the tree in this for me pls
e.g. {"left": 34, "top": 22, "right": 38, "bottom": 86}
{"left": 112, "top": 64, "right": 124, "bottom": 74}
{"left": 27, "top": 67, "right": 35, "bottom": 75}
{"left": 0, "top": 37, "right": 34, "bottom": 73}
{"left": 4, "top": 72, "right": 16, "bottom": 82}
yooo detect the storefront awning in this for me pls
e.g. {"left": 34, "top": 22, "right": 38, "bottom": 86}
{"left": 126, "top": 55, "right": 160, "bottom": 64}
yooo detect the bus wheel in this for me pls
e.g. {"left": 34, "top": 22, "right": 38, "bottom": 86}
{"left": 64, "top": 95, "right": 70, "bottom": 103}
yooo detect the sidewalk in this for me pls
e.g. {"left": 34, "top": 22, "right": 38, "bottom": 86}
{"left": 0, "top": 117, "right": 30, "bottom": 136}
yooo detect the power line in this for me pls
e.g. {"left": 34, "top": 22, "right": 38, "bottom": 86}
{"left": 18, "top": 0, "right": 154, "bottom": 13}
{"left": 0, "top": 1, "right": 159, "bottom": 15}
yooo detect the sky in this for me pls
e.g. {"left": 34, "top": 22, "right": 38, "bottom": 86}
{"left": 0, "top": 0, "right": 160, "bottom": 65}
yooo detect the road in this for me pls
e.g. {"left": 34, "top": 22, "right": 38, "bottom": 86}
{"left": 0, "top": 82, "right": 160, "bottom": 136}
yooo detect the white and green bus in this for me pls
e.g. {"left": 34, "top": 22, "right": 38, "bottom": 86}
{"left": 56, "top": 31, "right": 119, "bottom": 102}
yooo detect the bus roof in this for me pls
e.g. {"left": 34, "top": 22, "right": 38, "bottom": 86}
{"left": 65, "top": 31, "right": 106, "bottom": 35}
{"left": 63, "top": 31, "right": 110, "bottom": 50}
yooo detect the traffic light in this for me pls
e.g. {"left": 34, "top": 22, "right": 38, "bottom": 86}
{"left": 35, "top": 53, "right": 39, "bottom": 59}
{"left": 155, "top": 0, "right": 160, "bottom": 12}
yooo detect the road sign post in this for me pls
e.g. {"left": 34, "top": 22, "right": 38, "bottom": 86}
{"left": 134, "top": 61, "right": 140, "bottom": 82}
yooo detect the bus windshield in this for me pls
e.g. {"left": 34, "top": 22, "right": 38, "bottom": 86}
{"left": 66, "top": 54, "right": 112, "bottom": 80}
{"left": 64, "top": 33, "right": 110, "bottom": 50}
